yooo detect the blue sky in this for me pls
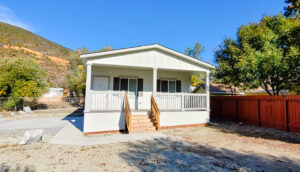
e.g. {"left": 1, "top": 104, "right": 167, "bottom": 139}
{"left": 0, "top": 0, "right": 285, "bottom": 64}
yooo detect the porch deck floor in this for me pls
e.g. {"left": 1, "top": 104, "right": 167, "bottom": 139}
{"left": 50, "top": 123, "right": 167, "bottom": 146}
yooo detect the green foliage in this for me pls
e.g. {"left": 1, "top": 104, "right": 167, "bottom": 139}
{"left": 64, "top": 50, "right": 86, "bottom": 96}
{"left": 191, "top": 73, "right": 206, "bottom": 86}
{"left": 215, "top": 15, "right": 300, "bottom": 95}
{"left": 99, "top": 46, "right": 114, "bottom": 52}
{"left": 0, "top": 58, "right": 48, "bottom": 109}
{"left": 0, "top": 58, "right": 48, "bottom": 97}
{"left": 64, "top": 46, "right": 114, "bottom": 96}
{"left": 185, "top": 42, "right": 205, "bottom": 60}
{"left": 284, "top": 0, "right": 300, "bottom": 18}
{"left": 185, "top": 42, "right": 206, "bottom": 85}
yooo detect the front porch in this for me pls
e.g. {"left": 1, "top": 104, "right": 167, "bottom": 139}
{"left": 83, "top": 65, "right": 210, "bottom": 134}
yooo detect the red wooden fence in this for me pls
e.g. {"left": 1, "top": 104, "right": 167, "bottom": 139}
{"left": 210, "top": 95, "right": 300, "bottom": 133}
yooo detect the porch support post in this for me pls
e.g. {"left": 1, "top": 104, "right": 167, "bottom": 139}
{"left": 205, "top": 71, "right": 210, "bottom": 112}
{"left": 153, "top": 67, "right": 157, "bottom": 97}
{"left": 84, "top": 63, "right": 92, "bottom": 112}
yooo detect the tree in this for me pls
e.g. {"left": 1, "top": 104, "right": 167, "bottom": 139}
{"left": 0, "top": 58, "right": 48, "bottom": 109}
{"left": 215, "top": 15, "right": 300, "bottom": 95}
{"left": 64, "top": 50, "right": 86, "bottom": 96}
{"left": 99, "top": 46, "right": 113, "bottom": 52}
{"left": 284, "top": 0, "right": 300, "bottom": 18}
{"left": 185, "top": 42, "right": 205, "bottom": 60}
{"left": 185, "top": 42, "right": 206, "bottom": 86}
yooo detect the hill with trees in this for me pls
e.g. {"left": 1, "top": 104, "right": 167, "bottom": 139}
{"left": 0, "top": 22, "right": 73, "bottom": 87}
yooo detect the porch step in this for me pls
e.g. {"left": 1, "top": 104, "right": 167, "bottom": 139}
{"left": 130, "top": 115, "right": 156, "bottom": 133}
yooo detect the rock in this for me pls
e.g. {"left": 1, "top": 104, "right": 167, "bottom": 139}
{"left": 19, "top": 129, "right": 43, "bottom": 145}
{"left": 23, "top": 106, "right": 34, "bottom": 113}
{"left": 10, "top": 112, "right": 15, "bottom": 116}
{"left": 18, "top": 110, "right": 25, "bottom": 115}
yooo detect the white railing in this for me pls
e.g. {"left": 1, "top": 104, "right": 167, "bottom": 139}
{"left": 155, "top": 93, "right": 207, "bottom": 111}
{"left": 86, "top": 91, "right": 125, "bottom": 111}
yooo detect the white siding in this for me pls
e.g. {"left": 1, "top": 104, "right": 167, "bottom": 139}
{"left": 87, "top": 50, "right": 209, "bottom": 72}
{"left": 84, "top": 112, "right": 125, "bottom": 132}
{"left": 84, "top": 111, "right": 209, "bottom": 133}
{"left": 160, "top": 111, "right": 209, "bottom": 127}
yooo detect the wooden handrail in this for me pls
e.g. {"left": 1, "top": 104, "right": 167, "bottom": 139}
{"left": 151, "top": 95, "right": 160, "bottom": 130}
{"left": 124, "top": 93, "right": 132, "bottom": 133}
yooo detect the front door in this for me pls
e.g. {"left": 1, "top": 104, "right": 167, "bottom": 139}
{"left": 128, "top": 78, "right": 138, "bottom": 110}
{"left": 120, "top": 78, "right": 138, "bottom": 110}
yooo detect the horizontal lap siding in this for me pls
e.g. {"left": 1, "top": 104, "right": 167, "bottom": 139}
{"left": 211, "top": 95, "right": 300, "bottom": 133}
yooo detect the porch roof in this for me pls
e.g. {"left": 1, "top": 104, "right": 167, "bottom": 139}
{"left": 80, "top": 44, "right": 215, "bottom": 71}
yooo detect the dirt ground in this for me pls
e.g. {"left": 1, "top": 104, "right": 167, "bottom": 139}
{"left": 0, "top": 120, "right": 300, "bottom": 172}
{"left": 0, "top": 108, "right": 82, "bottom": 120}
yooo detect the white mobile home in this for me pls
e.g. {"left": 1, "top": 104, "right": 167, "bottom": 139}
{"left": 80, "top": 44, "right": 215, "bottom": 135}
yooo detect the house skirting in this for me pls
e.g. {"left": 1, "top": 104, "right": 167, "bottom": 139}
{"left": 83, "top": 111, "right": 209, "bottom": 134}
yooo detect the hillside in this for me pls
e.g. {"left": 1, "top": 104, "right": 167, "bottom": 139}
{"left": 0, "top": 22, "right": 73, "bottom": 87}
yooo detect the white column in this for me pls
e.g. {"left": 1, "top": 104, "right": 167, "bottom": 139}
{"left": 205, "top": 71, "right": 210, "bottom": 112}
{"left": 153, "top": 68, "right": 157, "bottom": 97}
{"left": 84, "top": 63, "right": 92, "bottom": 112}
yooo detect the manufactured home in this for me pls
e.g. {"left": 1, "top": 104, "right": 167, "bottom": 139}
{"left": 80, "top": 44, "right": 215, "bottom": 135}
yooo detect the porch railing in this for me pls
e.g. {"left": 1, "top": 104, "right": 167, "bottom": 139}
{"left": 155, "top": 93, "right": 207, "bottom": 111}
{"left": 86, "top": 91, "right": 125, "bottom": 111}
{"left": 124, "top": 93, "right": 132, "bottom": 133}
{"left": 151, "top": 95, "right": 160, "bottom": 130}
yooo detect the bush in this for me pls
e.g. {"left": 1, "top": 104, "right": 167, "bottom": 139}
{"left": 0, "top": 58, "right": 48, "bottom": 110}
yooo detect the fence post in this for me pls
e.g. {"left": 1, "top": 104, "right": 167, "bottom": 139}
{"left": 235, "top": 99, "right": 238, "bottom": 122}
{"left": 258, "top": 99, "right": 261, "bottom": 127}
{"left": 219, "top": 98, "right": 222, "bottom": 119}
{"left": 284, "top": 98, "right": 289, "bottom": 132}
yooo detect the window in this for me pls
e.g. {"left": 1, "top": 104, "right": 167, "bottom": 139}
{"left": 92, "top": 76, "right": 109, "bottom": 91}
{"left": 113, "top": 77, "right": 143, "bottom": 96}
{"left": 169, "top": 81, "right": 175, "bottom": 93}
{"left": 159, "top": 80, "right": 180, "bottom": 93}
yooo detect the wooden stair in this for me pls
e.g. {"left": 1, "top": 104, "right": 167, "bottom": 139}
{"left": 131, "top": 115, "right": 156, "bottom": 132}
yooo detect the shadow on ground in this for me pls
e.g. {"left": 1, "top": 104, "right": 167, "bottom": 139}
{"left": 62, "top": 108, "right": 84, "bottom": 132}
{"left": 209, "top": 119, "right": 300, "bottom": 144}
{"left": 119, "top": 137, "right": 300, "bottom": 171}
{"left": 0, "top": 163, "right": 35, "bottom": 172}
